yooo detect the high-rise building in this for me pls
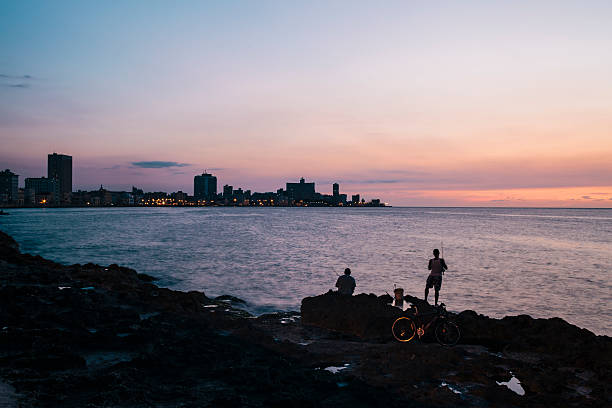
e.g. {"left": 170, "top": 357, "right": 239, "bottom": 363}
{"left": 333, "top": 183, "right": 339, "bottom": 198}
{"left": 286, "top": 177, "right": 315, "bottom": 202}
{"left": 351, "top": 194, "right": 360, "bottom": 204}
{"left": 0, "top": 169, "right": 18, "bottom": 204}
{"left": 194, "top": 172, "right": 217, "bottom": 201}
{"left": 48, "top": 153, "right": 72, "bottom": 204}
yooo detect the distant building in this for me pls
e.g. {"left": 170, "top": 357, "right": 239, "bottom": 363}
{"left": 233, "top": 187, "right": 244, "bottom": 204}
{"left": 194, "top": 172, "right": 217, "bottom": 201}
{"left": 286, "top": 177, "right": 315, "bottom": 202}
{"left": 131, "top": 186, "right": 144, "bottom": 205}
{"left": 0, "top": 169, "right": 18, "bottom": 204}
{"left": 109, "top": 190, "right": 133, "bottom": 206}
{"left": 48, "top": 153, "right": 72, "bottom": 204}
{"left": 333, "top": 183, "right": 339, "bottom": 198}
{"left": 172, "top": 191, "right": 188, "bottom": 204}
{"left": 25, "top": 177, "right": 60, "bottom": 205}
{"left": 71, "top": 190, "right": 91, "bottom": 206}
{"left": 351, "top": 194, "right": 360, "bottom": 205}
{"left": 223, "top": 184, "right": 233, "bottom": 199}
{"left": 251, "top": 191, "right": 276, "bottom": 206}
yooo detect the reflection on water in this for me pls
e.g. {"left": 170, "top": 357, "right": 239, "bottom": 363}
{"left": 1, "top": 207, "right": 611, "bottom": 335}
{"left": 497, "top": 373, "right": 526, "bottom": 396}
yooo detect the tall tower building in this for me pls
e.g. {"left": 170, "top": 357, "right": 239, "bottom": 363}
{"left": 48, "top": 153, "right": 72, "bottom": 203}
{"left": 0, "top": 169, "right": 18, "bottom": 204}
{"left": 333, "top": 183, "right": 339, "bottom": 197}
{"left": 194, "top": 172, "right": 217, "bottom": 201}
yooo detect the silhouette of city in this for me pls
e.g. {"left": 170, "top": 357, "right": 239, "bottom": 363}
{"left": 0, "top": 153, "right": 387, "bottom": 208}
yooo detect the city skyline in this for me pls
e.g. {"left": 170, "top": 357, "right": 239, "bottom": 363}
{"left": 1, "top": 151, "right": 385, "bottom": 207}
{"left": 2, "top": 1, "right": 612, "bottom": 207}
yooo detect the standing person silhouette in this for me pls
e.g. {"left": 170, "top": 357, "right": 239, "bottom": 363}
{"left": 425, "top": 249, "right": 448, "bottom": 305}
{"left": 336, "top": 268, "right": 356, "bottom": 295}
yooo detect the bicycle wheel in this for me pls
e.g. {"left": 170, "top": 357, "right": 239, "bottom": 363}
{"left": 392, "top": 317, "right": 416, "bottom": 342}
{"left": 435, "top": 320, "right": 460, "bottom": 346}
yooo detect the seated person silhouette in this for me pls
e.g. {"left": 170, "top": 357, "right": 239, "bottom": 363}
{"left": 336, "top": 268, "right": 356, "bottom": 295}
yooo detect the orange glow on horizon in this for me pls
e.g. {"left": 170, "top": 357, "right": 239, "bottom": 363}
{"left": 365, "top": 186, "right": 612, "bottom": 207}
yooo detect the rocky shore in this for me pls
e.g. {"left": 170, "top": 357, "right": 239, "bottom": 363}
{"left": 0, "top": 230, "right": 610, "bottom": 407}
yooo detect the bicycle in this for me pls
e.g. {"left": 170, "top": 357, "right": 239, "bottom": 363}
{"left": 391, "top": 303, "right": 460, "bottom": 346}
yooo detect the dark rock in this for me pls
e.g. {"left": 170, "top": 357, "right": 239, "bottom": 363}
{"left": 301, "top": 291, "right": 403, "bottom": 340}
{"left": 136, "top": 273, "right": 157, "bottom": 282}
{"left": 0, "top": 230, "right": 20, "bottom": 261}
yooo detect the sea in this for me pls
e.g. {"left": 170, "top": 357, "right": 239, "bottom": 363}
{"left": 1, "top": 207, "right": 610, "bottom": 336}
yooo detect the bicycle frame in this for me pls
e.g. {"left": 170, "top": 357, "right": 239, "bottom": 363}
{"left": 392, "top": 303, "right": 460, "bottom": 346}
{"left": 409, "top": 307, "right": 441, "bottom": 339}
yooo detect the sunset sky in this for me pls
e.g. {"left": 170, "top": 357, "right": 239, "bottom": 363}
{"left": 1, "top": 1, "right": 611, "bottom": 207}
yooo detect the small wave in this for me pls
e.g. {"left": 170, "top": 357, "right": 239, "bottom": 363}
{"left": 214, "top": 213, "right": 267, "bottom": 217}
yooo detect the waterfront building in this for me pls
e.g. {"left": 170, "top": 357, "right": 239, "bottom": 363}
{"left": 24, "top": 177, "right": 60, "bottom": 205}
{"left": 233, "top": 187, "right": 244, "bottom": 204}
{"left": 250, "top": 192, "right": 277, "bottom": 206}
{"left": 172, "top": 191, "right": 188, "bottom": 205}
{"left": 24, "top": 187, "right": 35, "bottom": 205}
{"left": 286, "top": 177, "right": 315, "bottom": 203}
{"left": 194, "top": 172, "right": 217, "bottom": 201}
{"left": 223, "top": 184, "right": 233, "bottom": 199}
{"left": 0, "top": 169, "right": 18, "bottom": 204}
{"left": 70, "top": 190, "right": 91, "bottom": 206}
{"left": 332, "top": 182, "right": 345, "bottom": 204}
{"left": 131, "top": 186, "right": 144, "bottom": 205}
{"left": 109, "top": 191, "right": 133, "bottom": 206}
{"left": 351, "top": 194, "right": 360, "bottom": 205}
{"left": 48, "top": 153, "right": 72, "bottom": 204}
{"left": 89, "top": 185, "right": 112, "bottom": 206}
{"left": 15, "top": 188, "right": 25, "bottom": 207}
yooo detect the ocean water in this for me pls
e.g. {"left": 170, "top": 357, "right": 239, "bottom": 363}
{"left": 1, "top": 207, "right": 611, "bottom": 336}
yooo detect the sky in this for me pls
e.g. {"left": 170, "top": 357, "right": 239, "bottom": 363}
{"left": 1, "top": 0, "right": 612, "bottom": 207}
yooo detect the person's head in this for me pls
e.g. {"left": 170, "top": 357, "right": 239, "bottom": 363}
{"left": 344, "top": 268, "right": 351, "bottom": 275}
{"left": 433, "top": 249, "right": 440, "bottom": 257}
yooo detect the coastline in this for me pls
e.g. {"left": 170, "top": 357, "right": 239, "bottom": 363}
{"left": 0, "top": 230, "right": 610, "bottom": 407}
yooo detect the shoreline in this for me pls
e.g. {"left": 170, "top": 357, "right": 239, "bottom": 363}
{"left": 3, "top": 206, "right": 612, "bottom": 209}
{"left": 0, "top": 229, "right": 610, "bottom": 407}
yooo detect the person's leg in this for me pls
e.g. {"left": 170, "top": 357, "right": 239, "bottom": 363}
{"left": 424, "top": 286, "right": 429, "bottom": 302}
{"left": 434, "top": 278, "right": 442, "bottom": 306}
